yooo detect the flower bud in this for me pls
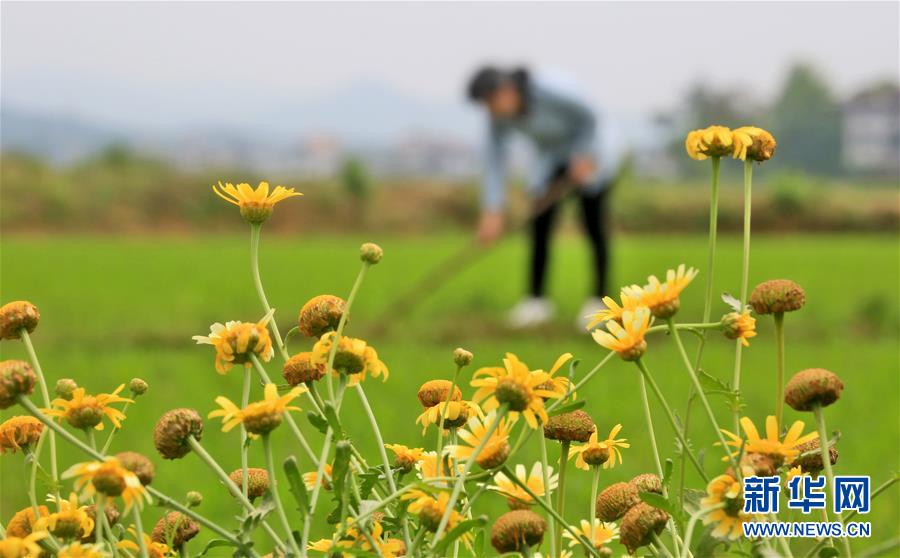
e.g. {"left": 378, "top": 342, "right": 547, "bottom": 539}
{"left": 791, "top": 439, "right": 838, "bottom": 475}
{"left": 115, "top": 451, "right": 156, "bottom": 486}
{"left": 733, "top": 126, "right": 777, "bottom": 162}
{"left": 630, "top": 473, "right": 663, "bottom": 495}
{"left": 542, "top": 410, "right": 595, "bottom": 443}
{"left": 228, "top": 468, "right": 270, "bottom": 500}
{"left": 55, "top": 379, "right": 78, "bottom": 400}
{"left": 0, "top": 360, "right": 36, "bottom": 409}
{"left": 453, "top": 348, "right": 473, "bottom": 368}
{"left": 129, "top": 378, "right": 149, "bottom": 397}
{"left": 0, "top": 301, "right": 40, "bottom": 340}
{"left": 154, "top": 408, "right": 203, "bottom": 460}
{"left": 417, "top": 380, "right": 462, "bottom": 408}
{"left": 595, "top": 482, "right": 640, "bottom": 522}
{"left": 619, "top": 340, "right": 647, "bottom": 363}
{"left": 282, "top": 352, "right": 325, "bottom": 386}
{"left": 749, "top": 279, "right": 806, "bottom": 314}
{"left": 620, "top": 502, "right": 670, "bottom": 555}
{"left": 360, "top": 242, "right": 384, "bottom": 265}
{"left": 186, "top": 491, "right": 204, "bottom": 507}
{"left": 583, "top": 445, "right": 611, "bottom": 467}
{"left": 784, "top": 368, "right": 844, "bottom": 411}
{"left": 490, "top": 509, "right": 547, "bottom": 553}
{"left": 297, "top": 295, "right": 347, "bottom": 338}
{"left": 152, "top": 512, "right": 200, "bottom": 548}
{"left": 240, "top": 202, "right": 273, "bottom": 225}
{"left": 0, "top": 416, "right": 44, "bottom": 454}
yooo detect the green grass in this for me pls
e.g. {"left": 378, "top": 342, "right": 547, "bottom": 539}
{"left": 1, "top": 232, "right": 898, "bottom": 555}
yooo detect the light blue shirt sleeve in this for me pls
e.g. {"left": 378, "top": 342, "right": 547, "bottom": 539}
{"left": 542, "top": 88, "right": 597, "bottom": 156}
{"left": 482, "top": 120, "right": 509, "bottom": 212}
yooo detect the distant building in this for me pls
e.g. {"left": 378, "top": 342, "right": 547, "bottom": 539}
{"left": 841, "top": 83, "right": 900, "bottom": 176}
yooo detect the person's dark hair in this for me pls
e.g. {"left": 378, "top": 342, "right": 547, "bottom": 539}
{"left": 467, "top": 66, "right": 530, "bottom": 103}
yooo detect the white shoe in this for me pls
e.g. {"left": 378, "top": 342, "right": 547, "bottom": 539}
{"left": 507, "top": 297, "right": 555, "bottom": 329}
{"left": 577, "top": 297, "right": 608, "bottom": 331}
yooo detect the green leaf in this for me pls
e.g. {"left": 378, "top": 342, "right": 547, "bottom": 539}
{"left": 662, "top": 459, "right": 674, "bottom": 488}
{"left": 195, "top": 539, "right": 235, "bottom": 557}
{"left": 639, "top": 491, "right": 673, "bottom": 514}
{"left": 307, "top": 411, "right": 329, "bottom": 435}
{"left": 323, "top": 402, "right": 345, "bottom": 439}
{"left": 432, "top": 515, "right": 488, "bottom": 556}
{"left": 818, "top": 548, "right": 840, "bottom": 558}
{"left": 283, "top": 456, "right": 309, "bottom": 516}
{"left": 548, "top": 399, "right": 586, "bottom": 416}
{"left": 327, "top": 440, "right": 353, "bottom": 524}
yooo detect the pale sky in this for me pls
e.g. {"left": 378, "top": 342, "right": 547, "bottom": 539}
{"left": 2, "top": 1, "right": 898, "bottom": 131}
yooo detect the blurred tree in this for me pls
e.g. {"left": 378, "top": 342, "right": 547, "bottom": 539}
{"left": 340, "top": 156, "right": 371, "bottom": 224}
{"left": 770, "top": 63, "right": 842, "bottom": 175}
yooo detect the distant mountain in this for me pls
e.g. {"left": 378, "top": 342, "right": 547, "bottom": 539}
{"left": 0, "top": 107, "right": 128, "bottom": 163}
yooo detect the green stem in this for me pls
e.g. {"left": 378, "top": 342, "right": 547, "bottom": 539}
{"left": 539, "top": 435, "right": 557, "bottom": 558}
{"left": 87, "top": 428, "right": 98, "bottom": 451}
{"left": 435, "top": 366, "right": 463, "bottom": 476}
{"left": 678, "top": 388, "right": 695, "bottom": 510}
{"left": 695, "top": 156, "right": 721, "bottom": 364}
{"left": 774, "top": 313, "right": 786, "bottom": 428}
{"left": 555, "top": 440, "right": 571, "bottom": 553}
{"left": 96, "top": 494, "right": 111, "bottom": 554}
{"left": 249, "top": 223, "right": 289, "bottom": 361}
{"left": 590, "top": 466, "right": 600, "bottom": 547}
{"left": 132, "top": 505, "right": 150, "bottom": 558}
{"left": 813, "top": 405, "right": 852, "bottom": 558}
{"left": 323, "top": 262, "right": 369, "bottom": 404}
{"left": 635, "top": 359, "right": 708, "bottom": 482}
{"left": 27, "top": 432, "right": 47, "bottom": 520}
{"left": 20, "top": 330, "right": 60, "bottom": 507}
{"left": 679, "top": 504, "right": 722, "bottom": 558}
{"left": 546, "top": 351, "right": 615, "bottom": 413}
{"left": 263, "top": 434, "right": 303, "bottom": 557}
{"left": 666, "top": 319, "right": 737, "bottom": 470}
{"left": 251, "top": 355, "right": 318, "bottom": 464}
{"left": 430, "top": 406, "right": 508, "bottom": 546}
{"left": 638, "top": 367, "right": 664, "bottom": 480}
{"left": 100, "top": 401, "right": 131, "bottom": 455}
{"left": 300, "top": 429, "right": 334, "bottom": 556}
{"left": 652, "top": 532, "right": 676, "bottom": 558}
{"left": 739, "top": 161, "right": 753, "bottom": 304}
{"left": 240, "top": 367, "right": 252, "bottom": 500}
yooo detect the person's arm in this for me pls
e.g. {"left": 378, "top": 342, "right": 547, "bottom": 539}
{"left": 478, "top": 120, "right": 508, "bottom": 244}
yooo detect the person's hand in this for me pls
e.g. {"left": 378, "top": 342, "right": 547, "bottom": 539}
{"left": 477, "top": 211, "right": 505, "bottom": 245}
{"left": 568, "top": 155, "right": 597, "bottom": 186}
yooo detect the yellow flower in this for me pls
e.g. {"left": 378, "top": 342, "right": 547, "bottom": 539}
{"left": 471, "top": 353, "right": 560, "bottom": 429}
{"left": 562, "top": 518, "right": 619, "bottom": 550}
{"left": 402, "top": 490, "right": 471, "bottom": 545}
{"left": 303, "top": 464, "right": 333, "bottom": 491}
{"left": 719, "top": 415, "right": 818, "bottom": 464}
{"left": 489, "top": 462, "right": 558, "bottom": 507}
{"left": 62, "top": 459, "right": 150, "bottom": 512}
{"left": 212, "top": 181, "right": 302, "bottom": 224}
{"left": 535, "top": 353, "right": 575, "bottom": 400}
{"left": 308, "top": 521, "right": 404, "bottom": 557}
{"left": 57, "top": 542, "right": 106, "bottom": 558}
{"left": 569, "top": 424, "right": 630, "bottom": 471}
{"left": 0, "top": 532, "right": 48, "bottom": 558}
{"left": 34, "top": 493, "right": 94, "bottom": 540}
{"left": 45, "top": 385, "right": 131, "bottom": 431}
{"left": 384, "top": 444, "right": 426, "bottom": 472}
{"left": 208, "top": 383, "right": 305, "bottom": 436}
{"left": 585, "top": 291, "right": 643, "bottom": 330}
{"left": 632, "top": 264, "right": 698, "bottom": 319}
{"left": 591, "top": 307, "right": 651, "bottom": 361}
{"left": 117, "top": 531, "right": 172, "bottom": 558}
{"left": 449, "top": 412, "right": 513, "bottom": 469}
{"left": 311, "top": 332, "right": 388, "bottom": 384}
{"left": 731, "top": 126, "right": 776, "bottom": 162}
{"left": 192, "top": 310, "right": 275, "bottom": 374}
{"left": 701, "top": 473, "right": 751, "bottom": 540}
{"left": 5, "top": 506, "right": 48, "bottom": 538}
{"left": 415, "top": 400, "right": 482, "bottom": 434}
{"left": 786, "top": 465, "right": 808, "bottom": 484}
{"left": 0, "top": 416, "right": 44, "bottom": 453}
{"left": 416, "top": 451, "right": 462, "bottom": 486}
{"left": 685, "top": 125, "right": 735, "bottom": 160}
{"left": 723, "top": 310, "right": 757, "bottom": 347}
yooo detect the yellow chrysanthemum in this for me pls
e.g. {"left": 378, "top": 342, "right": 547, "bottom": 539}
{"left": 569, "top": 424, "right": 630, "bottom": 471}
{"left": 685, "top": 125, "right": 735, "bottom": 160}
{"left": 416, "top": 451, "right": 462, "bottom": 486}
{"left": 308, "top": 520, "right": 404, "bottom": 557}
{"left": 192, "top": 310, "right": 275, "bottom": 374}
{"left": 731, "top": 126, "right": 776, "bottom": 162}
{"left": 212, "top": 181, "right": 302, "bottom": 224}
{"left": 415, "top": 400, "right": 482, "bottom": 435}
{"left": 471, "top": 353, "right": 561, "bottom": 429}
{"left": 311, "top": 332, "right": 388, "bottom": 384}
{"left": 384, "top": 444, "right": 426, "bottom": 472}
{"left": 536, "top": 353, "right": 575, "bottom": 400}
{"left": 786, "top": 465, "right": 808, "bottom": 484}
{"left": 402, "top": 490, "right": 471, "bottom": 545}
{"left": 591, "top": 307, "right": 651, "bottom": 361}
{"left": 562, "top": 518, "right": 619, "bottom": 550}
{"left": 45, "top": 385, "right": 131, "bottom": 431}
{"left": 585, "top": 290, "right": 643, "bottom": 330}
{"left": 303, "top": 464, "right": 333, "bottom": 491}
{"left": 0, "top": 415, "right": 44, "bottom": 453}
{"left": 723, "top": 310, "right": 757, "bottom": 347}
{"left": 56, "top": 542, "right": 106, "bottom": 558}
{"left": 631, "top": 264, "right": 699, "bottom": 319}
{"left": 34, "top": 493, "right": 94, "bottom": 540}
{"left": 701, "top": 474, "right": 751, "bottom": 540}
{"left": 488, "top": 462, "right": 558, "bottom": 507}
{"left": 5, "top": 506, "right": 48, "bottom": 538}
{"left": 62, "top": 459, "right": 150, "bottom": 512}
{"left": 209, "top": 383, "right": 305, "bottom": 436}
{"left": 0, "top": 532, "right": 48, "bottom": 558}
{"left": 719, "top": 415, "right": 819, "bottom": 464}
{"left": 449, "top": 412, "right": 513, "bottom": 469}
{"left": 117, "top": 531, "right": 173, "bottom": 558}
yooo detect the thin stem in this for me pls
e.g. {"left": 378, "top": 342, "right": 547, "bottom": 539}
{"left": 251, "top": 355, "right": 318, "bottom": 464}
{"left": 679, "top": 504, "right": 722, "bottom": 558}
{"left": 546, "top": 351, "right": 615, "bottom": 413}
{"left": 27, "top": 432, "right": 47, "bottom": 520}
{"left": 813, "top": 405, "right": 852, "bottom": 558}
{"left": 132, "top": 505, "right": 150, "bottom": 558}
{"left": 249, "top": 223, "right": 289, "bottom": 361}
{"left": 263, "top": 434, "right": 303, "bottom": 557}
{"left": 354, "top": 383, "right": 411, "bottom": 548}
{"left": 652, "top": 532, "right": 676, "bottom": 558}
{"left": 555, "top": 440, "right": 571, "bottom": 553}
{"left": 637, "top": 370, "right": 664, "bottom": 480}
{"left": 435, "top": 366, "right": 463, "bottom": 476}
{"left": 774, "top": 313, "right": 786, "bottom": 428}
{"left": 666, "top": 319, "right": 738, "bottom": 470}
{"left": 300, "top": 429, "right": 334, "bottom": 556}
{"left": 695, "top": 155, "right": 721, "bottom": 364}
{"left": 323, "top": 262, "right": 369, "bottom": 404}
{"left": 539, "top": 435, "right": 557, "bottom": 558}
{"left": 20, "top": 330, "right": 61, "bottom": 507}
{"left": 87, "top": 428, "right": 98, "bottom": 451}
{"left": 590, "top": 466, "right": 600, "bottom": 547}
{"left": 241, "top": 367, "right": 252, "bottom": 500}
{"left": 96, "top": 494, "right": 111, "bottom": 554}
{"left": 635, "top": 359, "right": 708, "bottom": 482}
{"left": 431, "top": 406, "right": 508, "bottom": 546}
{"left": 678, "top": 388, "right": 695, "bottom": 510}
{"left": 739, "top": 161, "right": 753, "bottom": 303}
{"left": 101, "top": 401, "right": 131, "bottom": 455}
